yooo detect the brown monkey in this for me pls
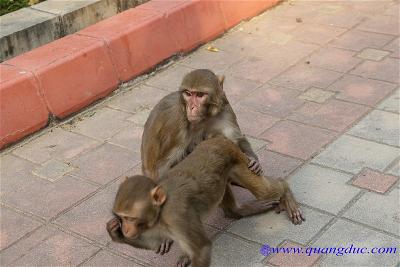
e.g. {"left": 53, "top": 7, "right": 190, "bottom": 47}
{"left": 107, "top": 137, "right": 304, "bottom": 267}
{"left": 141, "top": 69, "right": 262, "bottom": 180}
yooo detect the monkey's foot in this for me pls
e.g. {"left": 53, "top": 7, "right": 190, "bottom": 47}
{"left": 177, "top": 255, "right": 191, "bottom": 267}
{"left": 156, "top": 239, "right": 173, "bottom": 255}
{"left": 276, "top": 191, "right": 305, "bottom": 225}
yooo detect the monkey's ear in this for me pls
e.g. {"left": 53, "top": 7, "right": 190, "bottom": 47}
{"left": 217, "top": 75, "right": 225, "bottom": 90}
{"left": 150, "top": 186, "right": 167, "bottom": 206}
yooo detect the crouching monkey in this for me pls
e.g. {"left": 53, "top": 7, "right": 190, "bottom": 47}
{"left": 107, "top": 137, "right": 304, "bottom": 267}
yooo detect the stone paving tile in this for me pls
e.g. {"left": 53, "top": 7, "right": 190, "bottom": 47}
{"left": 32, "top": 158, "right": 75, "bottom": 181}
{"left": 145, "top": 64, "right": 193, "bottom": 92}
{"left": 350, "top": 57, "right": 400, "bottom": 84}
{"left": 383, "top": 2, "right": 400, "bottom": 16}
{"left": 311, "top": 9, "right": 365, "bottom": 29}
{"left": 298, "top": 87, "right": 335, "bottom": 103}
{"left": 205, "top": 207, "right": 235, "bottom": 230}
{"left": 180, "top": 49, "right": 243, "bottom": 72}
{"left": 247, "top": 136, "right": 269, "bottom": 153}
{"left": 223, "top": 75, "right": 262, "bottom": 104}
{"left": 54, "top": 186, "right": 116, "bottom": 245}
{"left": 252, "top": 40, "right": 319, "bottom": 66}
{"left": 211, "top": 234, "right": 265, "bottom": 267}
{"left": 70, "top": 143, "right": 139, "bottom": 185}
{"left": 258, "top": 149, "right": 303, "bottom": 179}
{"left": 108, "top": 225, "right": 219, "bottom": 267}
{"left": 210, "top": 30, "right": 269, "bottom": 55}
{"left": 69, "top": 108, "right": 132, "bottom": 140}
{"left": 236, "top": 85, "right": 304, "bottom": 118}
{"left": 1, "top": 154, "right": 39, "bottom": 195}
{"left": 107, "top": 85, "right": 169, "bottom": 113}
{"left": 270, "top": 64, "right": 342, "bottom": 91}
{"left": 232, "top": 106, "right": 280, "bottom": 137}
{"left": 0, "top": 226, "right": 99, "bottom": 266}
{"left": 386, "top": 161, "right": 400, "bottom": 177}
{"left": 289, "top": 99, "right": 369, "bottom": 132}
{"left": 12, "top": 128, "right": 100, "bottom": 164}
{"left": 1, "top": 174, "right": 98, "bottom": 220}
{"left": 329, "top": 29, "right": 394, "bottom": 52}
{"left": 384, "top": 37, "right": 399, "bottom": 58}
{"left": 109, "top": 240, "right": 184, "bottom": 267}
{"left": 81, "top": 250, "right": 144, "bottom": 266}
{"left": 291, "top": 23, "right": 347, "bottom": 45}
{"left": 126, "top": 109, "right": 151, "bottom": 126}
{"left": 107, "top": 126, "right": 143, "bottom": 153}
{"left": 267, "top": 1, "right": 318, "bottom": 19}
{"left": 260, "top": 31, "right": 294, "bottom": 45}
{"left": 347, "top": 0, "right": 394, "bottom": 15}
{"left": 377, "top": 88, "right": 399, "bottom": 113}
{"left": 352, "top": 168, "right": 398, "bottom": 194}
{"left": 0, "top": 206, "right": 42, "bottom": 250}
{"left": 266, "top": 240, "right": 321, "bottom": 267}
{"left": 287, "top": 164, "right": 360, "bottom": 214}
{"left": 357, "top": 48, "right": 390, "bottom": 61}
{"left": 306, "top": 47, "right": 362, "bottom": 73}
{"left": 356, "top": 14, "right": 399, "bottom": 36}
{"left": 327, "top": 74, "right": 397, "bottom": 106}
{"left": 226, "top": 56, "right": 288, "bottom": 84}
{"left": 344, "top": 188, "right": 400, "bottom": 236}
{"left": 312, "top": 135, "right": 400, "bottom": 174}
{"left": 242, "top": 15, "right": 300, "bottom": 36}
{"left": 348, "top": 110, "right": 400, "bottom": 147}
{"left": 230, "top": 184, "right": 256, "bottom": 204}
{"left": 228, "top": 206, "right": 332, "bottom": 247}
{"left": 260, "top": 120, "right": 337, "bottom": 160}
{"left": 314, "top": 219, "right": 400, "bottom": 266}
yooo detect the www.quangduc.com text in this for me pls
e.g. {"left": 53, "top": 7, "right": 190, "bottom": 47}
{"left": 260, "top": 244, "right": 398, "bottom": 257}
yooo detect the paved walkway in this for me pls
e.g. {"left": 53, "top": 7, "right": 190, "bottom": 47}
{"left": 1, "top": 1, "right": 399, "bottom": 266}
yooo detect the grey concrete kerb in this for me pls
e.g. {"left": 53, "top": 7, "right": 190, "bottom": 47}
{"left": 0, "top": 0, "right": 147, "bottom": 61}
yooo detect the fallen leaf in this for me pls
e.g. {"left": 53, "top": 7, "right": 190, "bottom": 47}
{"left": 206, "top": 46, "right": 219, "bottom": 52}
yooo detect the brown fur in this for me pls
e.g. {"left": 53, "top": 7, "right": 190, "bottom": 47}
{"left": 107, "top": 137, "right": 303, "bottom": 267}
{"left": 141, "top": 69, "right": 262, "bottom": 180}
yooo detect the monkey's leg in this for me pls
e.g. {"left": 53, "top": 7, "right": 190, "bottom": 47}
{"left": 220, "top": 185, "right": 279, "bottom": 219}
{"left": 229, "top": 164, "right": 305, "bottom": 224}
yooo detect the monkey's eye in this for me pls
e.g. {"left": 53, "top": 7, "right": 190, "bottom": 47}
{"left": 183, "top": 90, "right": 191, "bottom": 96}
{"left": 125, "top": 217, "right": 136, "bottom": 222}
{"left": 196, "top": 92, "right": 207, "bottom": 97}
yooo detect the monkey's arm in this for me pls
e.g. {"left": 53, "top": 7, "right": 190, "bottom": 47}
{"left": 237, "top": 136, "right": 263, "bottom": 175}
{"left": 106, "top": 217, "right": 173, "bottom": 254}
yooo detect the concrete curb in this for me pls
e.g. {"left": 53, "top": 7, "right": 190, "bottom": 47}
{"left": 0, "top": 0, "right": 147, "bottom": 61}
{"left": 0, "top": 0, "right": 280, "bottom": 149}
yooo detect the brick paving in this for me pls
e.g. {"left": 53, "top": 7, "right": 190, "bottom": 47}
{"left": 1, "top": 1, "right": 399, "bottom": 266}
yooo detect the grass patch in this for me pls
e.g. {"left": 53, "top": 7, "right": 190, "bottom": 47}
{"left": 0, "top": 0, "right": 44, "bottom": 16}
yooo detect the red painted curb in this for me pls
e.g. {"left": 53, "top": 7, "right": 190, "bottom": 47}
{"left": 0, "top": 0, "right": 280, "bottom": 148}
{"left": 0, "top": 65, "right": 49, "bottom": 148}
{"left": 5, "top": 34, "right": 119, "bottom": 119}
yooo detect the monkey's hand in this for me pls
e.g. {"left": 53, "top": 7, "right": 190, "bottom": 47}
{"left": 177, "top": 255, "right": 191, "bottom": 267}
{"left": 248, "top": 156, "right": 263, "bottom": 176}
{"left": 106, "top": 217, "right": 124, "bottom": 242}
{"left": 156, "top": 239, "right": 173, "bottom": 255}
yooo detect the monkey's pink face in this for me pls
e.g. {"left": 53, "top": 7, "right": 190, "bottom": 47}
{"left": 182, "top": 89, "right": 209, "bottom": 123}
